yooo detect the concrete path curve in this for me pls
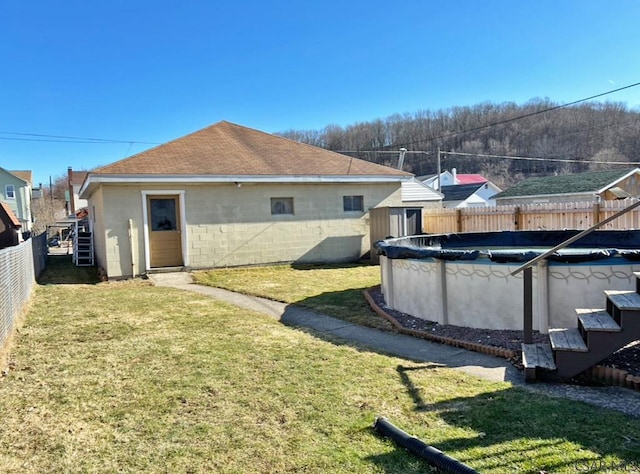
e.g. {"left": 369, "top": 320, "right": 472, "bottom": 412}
{"left": 148, "top": 272, "right": 640, "bottom": 417}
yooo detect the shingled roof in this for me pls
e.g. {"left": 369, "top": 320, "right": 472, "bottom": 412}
{"left": 0, "top": 201, "right": 21, "bottom": 228}
{"left": 8, "top": 170, "right": 31, "bottom": 184}
{"left": 441, "top": 183, "right": 485, "bottom": 202}
{"left": 93, "top": 121, "right": 411, "bottom": 178}
{"left": 493, "top": 168, "right": 639, "bottom": 199}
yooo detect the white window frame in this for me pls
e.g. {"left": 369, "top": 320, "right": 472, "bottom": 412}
{"left": 5, "top": 184, "right": 15, "bottom": 199}
{"left": 141, "top": 190, "right": 187, "bottom": 271}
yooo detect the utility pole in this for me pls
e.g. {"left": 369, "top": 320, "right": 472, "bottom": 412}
{"left": 397, "top": 148, "right": 407, "bottom": 170}
{"left": 437, "top": 148, "right": 442, "bottom": 191}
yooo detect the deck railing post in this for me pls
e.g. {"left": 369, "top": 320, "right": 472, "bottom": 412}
{"left": 523, "top": 266, "right": 533, "bottom": 344}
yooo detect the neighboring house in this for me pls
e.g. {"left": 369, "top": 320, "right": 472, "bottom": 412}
{"left": 493, "top": 168, "right": 640, "bottom": 206}
{"left": 421, "top": 168, "right": 489, "bottom": 190}
{"left": 0, "top": 201, "right": 22, "bottom": 248}
{"left": 67, "top": 167, "right": 89, "bottom": 214}
{"left": 441, "top": 181, "right": 502, "bottom": 208}
{"left": 420, "top": 170, "right": 455, "bottom": 190}
{"left": 401, "top": 178, "right": 443, "bottom": 208}
{"left": 455, "top": 173, "right": 488, "bottom": 185}
{"left": 0, "top": 167, "right": 33, "bottom": 231}
{"left": 79, "top": 121, "right": 412, "bottom": 278}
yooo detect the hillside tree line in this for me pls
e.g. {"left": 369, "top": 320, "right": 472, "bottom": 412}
{"left": 277, "top": 99, "right": 640, "bottom": 189}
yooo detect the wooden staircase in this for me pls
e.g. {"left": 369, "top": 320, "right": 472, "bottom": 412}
{"left": 523, "top": 272, "right": 640, "bottom": 382}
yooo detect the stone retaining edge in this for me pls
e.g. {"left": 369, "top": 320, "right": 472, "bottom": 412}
{"left": 362, "top": 289, "right": 517, "bottom": 361}
{"left": 363, "top": 289, "right": 640, "bottom": 392}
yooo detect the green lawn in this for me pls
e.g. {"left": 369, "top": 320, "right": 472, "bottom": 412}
{"left": 193, "top": 263, "right": 393, "bottom": 330}
{"left": 0, "top": 258, "right": 639, "bottom": 473}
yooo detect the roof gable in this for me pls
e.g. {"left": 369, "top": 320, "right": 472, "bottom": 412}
{"left": 0, "top": 167, "right": 29, "bottom": 185}
{"left": 70, "top": 171, "right": 88, "bottom": 184}
{"left": 441, "top": 183, "right": 485, "bottom": 201}
{"left": 401, "top": 178, "right": 443, "bottom": 202}
{"left": 9, "top": 170, "right": 32, "bottom": 184}
{"left": 494, "top": 168, "right": 639, "bottom": 199}
{"left": 0, "top": 201, "right": 21, "bottom": 228}
{"left": 93, "top": 121, "right": 411, "bottom": 178}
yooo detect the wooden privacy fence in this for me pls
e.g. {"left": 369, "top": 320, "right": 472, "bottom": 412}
{"left": 423, "top": 199, "right": 640, "bottom": 234}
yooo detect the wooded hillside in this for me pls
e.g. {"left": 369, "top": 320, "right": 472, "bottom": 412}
{"left": 277, "top": 100, "right": 640, "bottom": 189}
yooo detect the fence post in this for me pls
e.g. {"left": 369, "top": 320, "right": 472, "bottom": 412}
{"left": 514, "top": 206, "right": 521, "bottom": 230}
{"left": 523, "top": 266, "right": 533, "bottom": 344}
{"left": 456, "top": 209, "right": 463, "bottom": 233}
{"left": 593, "top": 202, "right": 601, "bottom": 227}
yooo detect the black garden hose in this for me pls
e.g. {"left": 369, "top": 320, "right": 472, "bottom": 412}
{"left": 373, "top": 416, "right": 478, "bottom": 474}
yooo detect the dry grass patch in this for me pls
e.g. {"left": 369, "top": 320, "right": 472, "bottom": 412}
{"left": 0, "top": 259, "right": 639, "bottom": 472}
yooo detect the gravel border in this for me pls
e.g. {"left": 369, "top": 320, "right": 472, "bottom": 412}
{"left": 364, "top": 286, "right": 640, "bottom": 389}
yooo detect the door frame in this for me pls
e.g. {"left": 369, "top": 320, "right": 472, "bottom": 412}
{"left": 141, "top": 190, "right": 187, "bottom": 271}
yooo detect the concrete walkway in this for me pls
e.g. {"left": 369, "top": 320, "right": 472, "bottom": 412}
{"left": 148, "top": 272, "right": 640, "bottom": 417}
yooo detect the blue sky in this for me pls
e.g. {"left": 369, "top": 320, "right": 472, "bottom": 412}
{"left": 2, "top": 0, "right": 640, "bottom": 187}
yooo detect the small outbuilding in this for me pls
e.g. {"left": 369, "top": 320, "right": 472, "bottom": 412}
{"left": 493, "top": 168, "right": 640, "bottom": 205}
{"left": 80, "top": 121, "right": 413, "bottom": 278}
{"left": 0, "top": 201, "right": 22, "bottom": 249}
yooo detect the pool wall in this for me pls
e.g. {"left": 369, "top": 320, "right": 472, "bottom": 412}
{"left": 378, "top": 231, "right": 640, "bottom": 333}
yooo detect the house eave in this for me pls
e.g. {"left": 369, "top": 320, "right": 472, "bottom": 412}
{"left": 494, "top": 191, "right": 597, "bottom": 201}
{"left": 79, "top": 174, "right": 411, "bottom": 199}
{"left": 594, "top": 167, "right": 640, "bottom": 195}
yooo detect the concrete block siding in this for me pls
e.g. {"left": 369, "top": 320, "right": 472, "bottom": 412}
{"left": 93, "top": 182, "right": 403, "bottom": 278}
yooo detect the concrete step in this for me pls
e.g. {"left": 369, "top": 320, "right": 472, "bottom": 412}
{"left": 575, "top": 308, "right": 621, "bottom": 332}
{"left": 549, "top": 328, "right": 588, "bottom": 352}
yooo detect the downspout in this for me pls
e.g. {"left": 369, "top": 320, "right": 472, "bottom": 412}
{"left": 128, "top": 218, "right": 135, "bottom": 278}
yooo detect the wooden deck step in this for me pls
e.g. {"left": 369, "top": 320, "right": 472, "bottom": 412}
{"left": 549, "top": 328, "right": 588, "bottom": 352}
{"left": 575, "top": 308, "right": 621, "bottom": 332}
{"left": 605, "top": 290, "right": 640, "bottom": 310}
{"left": 522, "top": 343, "right": 556, "bottom": 370}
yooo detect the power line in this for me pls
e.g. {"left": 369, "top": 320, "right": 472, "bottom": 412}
{"left": 441, "top": 150, "right": 640, "bottom": 165}
{"left": 0, "top": 130, "right": 159, "bottom": 145}
{"left": 550, "top": 115, "right": 640, "bottom": 139}
{"left": 392, "top": 80, "right": 640, "bottom": 148}
{"left": 0, "top": 136, "right": 133, "bottom": 144}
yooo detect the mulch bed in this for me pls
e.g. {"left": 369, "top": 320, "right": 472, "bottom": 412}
{"left": 367, "top": 286, "right": 640, "bottom": 378}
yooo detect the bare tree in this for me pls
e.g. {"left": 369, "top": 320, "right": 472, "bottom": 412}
{"left": 276, "top": 100, "right": 640, "bottom": 183}
{"left": 31, "top": 174, "right": 68, "bottom": 234}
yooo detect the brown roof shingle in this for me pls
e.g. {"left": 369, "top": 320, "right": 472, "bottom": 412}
{"left": 93, "top": 121, "right": 410, "bottom": 177}
{"left": 9, "top": 170, "right": 32, "bottom": 184}
{"left": 0, "top": 201, "right": 21, "bottom": 227}
{"left": 70, "top": 171, "right": 89, "bottom": 185}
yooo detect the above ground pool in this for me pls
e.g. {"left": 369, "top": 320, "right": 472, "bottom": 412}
{"left": 375, "top": 230, "right": 640, "bottom": 333}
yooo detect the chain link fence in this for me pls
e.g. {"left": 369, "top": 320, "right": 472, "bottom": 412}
{"left": 0, "top": 233, "right": 47, "bottom": 351}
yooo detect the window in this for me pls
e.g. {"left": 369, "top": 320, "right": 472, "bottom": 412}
{"left": 343, "top": 195, "right": 364, "bottom": 212}
{"left": 271, "top": 197, "right": 294, "bottom": 215}
{"left": 150, "top": 198, "right": 178, "bottom": 231}
{"left": 5, "top": 184, "right": 15, "bottom": 199}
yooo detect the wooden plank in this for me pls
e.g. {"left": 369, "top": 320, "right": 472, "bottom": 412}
{"left": 605, "top": 290, "right": 640, "bottom": 311}
{"left": 522, "top": 343, "right": 556, "bottom": 370}
{"left": 549, "top": 328, "right": 588, "bottom": 352}
{"left": 576, "top": 308, "right": 621, "bottom": 332}
{"left": 422, "top": 200, "right": 640, "bottom": 234}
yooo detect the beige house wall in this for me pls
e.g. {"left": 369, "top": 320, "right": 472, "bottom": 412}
{"left": 89, "top": 181, "right": 403, "bottom": 278}
{"left": 89, "top": 186, "right": 107, "bottom": 272}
